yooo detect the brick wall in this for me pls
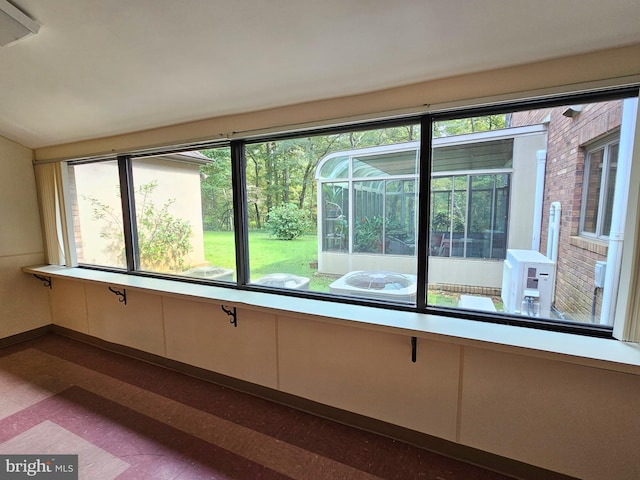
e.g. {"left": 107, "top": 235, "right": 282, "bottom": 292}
{"left": 511, "top": 100, "right": 622, "bottom": 321}
{"left": 66, "top": 165, "right": 84, "bottom": 263}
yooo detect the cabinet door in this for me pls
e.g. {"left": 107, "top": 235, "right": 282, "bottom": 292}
{"left": 460, "top": 347, "right": 640, "bottom": 480}
{"left": 85, "top": 284, "right": 165, "bottom": 356}
{"left": 48, "top": 278, "right": 88, "bottom": 333}
{"left": 277, "top": 316, "right": 460, "bottom": 441}
{"left": 163, "top": 297, "right": 278, "bottom": 389}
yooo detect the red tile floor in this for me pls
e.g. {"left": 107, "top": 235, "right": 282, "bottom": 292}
{"left": 0, "top": 334, "right": 514, "bottom": 479}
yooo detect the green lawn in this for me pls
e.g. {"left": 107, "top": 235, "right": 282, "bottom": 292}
{"left": 203, "top": 230, "right": 334, "bottom": 291}
{"left": 202, "top": 230, "right": 474, "bottom": 304}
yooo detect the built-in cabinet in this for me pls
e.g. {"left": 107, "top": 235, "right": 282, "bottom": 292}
{"left": 44, "top": 278, "right": 640, "bottom": 480}
{"left": 48, "top": 278, "right": 88, "bottom": 333}
{"left": 163, "top": 297, "right": 278, "bottom": 388}
{"left": 460, "top": 347, "right": 640, "bottom": 480}
{"left": 85, "top": 283, "right": 165, "bottom": 356}
{"left": 278, "top": 316, "right": 460, "bottom": 441}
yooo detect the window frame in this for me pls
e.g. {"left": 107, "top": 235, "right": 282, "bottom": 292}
{"left": 579, "top": 133, "right": 620, "bottom": 240}
{"left": 430, "top": 169, "right": 511, "bottom": 259}
{"left": 65, "top": 87, "right": 640, "bottom": 339}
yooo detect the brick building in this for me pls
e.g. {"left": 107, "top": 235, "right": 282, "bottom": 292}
{"left": 511, "top": 100, "right": 624, "bottom": 322}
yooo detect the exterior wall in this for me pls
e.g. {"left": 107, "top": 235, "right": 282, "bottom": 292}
{"left": 320, "top": 252, "right": 416, "bottom": 276}
{"left": 0, "top": 136, "right": 51, "bottom": 338}
{"left": 511, "top": 101, "right": 623, "bottom": 321}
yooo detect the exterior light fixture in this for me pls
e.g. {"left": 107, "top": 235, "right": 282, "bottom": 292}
{"left": 562, "top": 105, "right": 583, "bottom": 118}
{"left": 0, "top": 0, "right": 39, "bottom": 47}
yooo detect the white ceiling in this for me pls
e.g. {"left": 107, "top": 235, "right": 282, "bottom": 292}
{"left": 1, "top": 0, "right": 640, "bottom": 149}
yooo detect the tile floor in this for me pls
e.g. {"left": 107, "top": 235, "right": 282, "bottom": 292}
{"left": 0, "top": 334, "right": 513, "bottom": 479}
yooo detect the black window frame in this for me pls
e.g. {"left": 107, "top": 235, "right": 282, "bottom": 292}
{"left": 69, "top": 86, "right": 640, "bottom": 339}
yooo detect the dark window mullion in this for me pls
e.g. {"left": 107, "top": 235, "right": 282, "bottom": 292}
{"left": 117, "top": 155, "right": 140, "bottom": 271}
{"left": 231, "top": 140, "right": 249, "bottom": 285}
{"left": 416, "top": 115, "right": 433, "bottom": 310}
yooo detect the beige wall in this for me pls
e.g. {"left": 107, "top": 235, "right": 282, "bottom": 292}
{"left": 33, "top": 44, "right": 640, "bottom": 163}
{"left": 0, "top": 136, "right": 51, "bottom": 337}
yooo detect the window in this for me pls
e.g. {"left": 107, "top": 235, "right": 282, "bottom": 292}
{"left": 62, "top": 89, "right": 639, "bottom": 337}
{"left": 69, "top": 147, "right": 236, "bottom": 282}
{"left": 430, "top": 173, "right": 509, "bottom": 259}
{"left": 248, "top": 126, "right": 420, "bottom": 304}
{"left": 580, "top": 135, "right": 620, "bottom": 239}
{"left": 427, "top": 97, "right": 634, "bottom": 328}
{"left": 69, "top": 160, "right": 126, "bottom": 269}
{"left": 129, "top": 149, "right": 236, "bottom": 282}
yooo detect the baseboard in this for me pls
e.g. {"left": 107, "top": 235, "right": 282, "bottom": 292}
{"left": 49, "top": 326, "right": 576, "bottom": 480}
{"left": 0, "top": 325, "right": 53, "bottom": 349}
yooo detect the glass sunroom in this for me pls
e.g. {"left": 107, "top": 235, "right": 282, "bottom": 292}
{"left": 315, "top": 125, "right": 548, "bottom": 292}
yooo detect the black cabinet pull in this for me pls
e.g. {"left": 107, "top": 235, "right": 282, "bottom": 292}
{"left": 411, "top": 336, "right": 417, "bottom": 363}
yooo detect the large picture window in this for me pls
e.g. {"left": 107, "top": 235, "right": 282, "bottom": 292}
{"left": 63, "top": 90, "right": 639, "bottom": 336}
{"left": 247, "top": 127, "right": 420, "bottom": 304}
{"left": 129, "top": 150, "right": 236, "bottom": 282}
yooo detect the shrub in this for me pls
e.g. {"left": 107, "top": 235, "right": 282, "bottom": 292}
{"left": 86, "top": 180, "right": 193, "bottom": 272}
{"left": 265, "top": 203, "right": 310, "bottom": 240}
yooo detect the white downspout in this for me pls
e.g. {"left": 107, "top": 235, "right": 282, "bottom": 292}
{"left": 600, "top": 97, "right": 638, "bottom": 325}
{"left": 546, "top": 202, "right": 561, "bottom": 264}
{"left": 531, "top": 150, "right": 547, "bottom": 251}
{"left": 547, "top": 201, "right": 561, "bottom": 307}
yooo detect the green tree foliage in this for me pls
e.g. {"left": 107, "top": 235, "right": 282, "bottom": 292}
{"left": 265, "top": 203, "right": 311, "bottom": 240}
{"left": 238, "top": 126, "right": 422, "bottom": 231}
{"left": 86, "top": 181, "right": 193, "bottom": 272}
{"left": 200, "top": 148, "right": 234, "bottom": 231}
{"left": 433, "top": 114, "right": 508, "bottom": 137}
{"left": 197, "top": 116, "right": 507, "bottom": 235}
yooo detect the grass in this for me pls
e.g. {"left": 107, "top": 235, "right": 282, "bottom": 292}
{"left": 203, "top": 230, "right": 333, "bottom": 291}
{"left": 202, "top": 230, "right": 480, "bottom": 305}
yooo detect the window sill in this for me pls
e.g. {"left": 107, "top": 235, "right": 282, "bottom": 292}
{"left": 23, "top": 264, "right": 640, "bottom": 375}
{"left": 570, "top": 235, "right": 608, "bottom": 255}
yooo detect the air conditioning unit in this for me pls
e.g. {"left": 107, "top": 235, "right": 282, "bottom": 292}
{"left": 501, "top": 249, "right": 555, "bottom": 318}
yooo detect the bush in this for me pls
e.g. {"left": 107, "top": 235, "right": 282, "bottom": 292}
{"left": 87, "top": 180, "right": 193, "bottom": 272}
{"left": 265, "top": 203, "right": 310, "bottom": 240}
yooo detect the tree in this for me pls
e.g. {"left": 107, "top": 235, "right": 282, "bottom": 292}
{"left": 198, "top": 125, "right": 426, "bottom": 234}
{"left": 200, "top": 148, "right": 233, "bottom": 231}
{"left": 433, "top": 114, "right": 508, "bottom": 137}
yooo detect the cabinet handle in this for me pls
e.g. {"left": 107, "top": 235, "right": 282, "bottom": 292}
{"left": 411, "top": 336, "right": 417, "bottom": 363}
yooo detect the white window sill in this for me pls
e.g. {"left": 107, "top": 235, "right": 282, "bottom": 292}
{"left": 24, "top": 264, "right": 640, "bottom": 375}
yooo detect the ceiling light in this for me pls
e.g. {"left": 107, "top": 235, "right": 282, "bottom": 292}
{"left": 0, "top": 0, "right": 39, "bottom": 47}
